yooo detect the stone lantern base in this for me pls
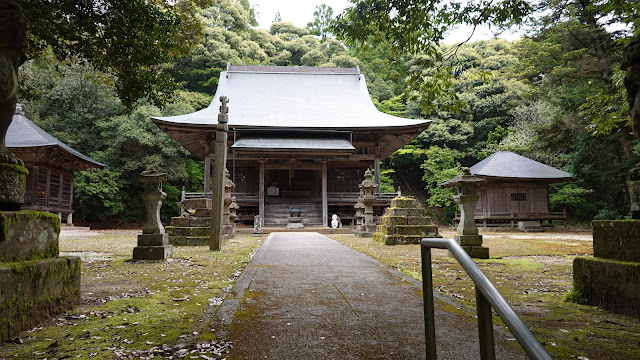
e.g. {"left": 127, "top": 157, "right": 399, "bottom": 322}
{"left": 455, "top": 234, "right": 489, "bottom": 259}
{"left": 133, "top": 233, "right": 173, "bottom": 260}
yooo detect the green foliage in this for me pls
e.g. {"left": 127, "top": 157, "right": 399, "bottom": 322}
{"left": 23, "top": 0, "right": 202, "bottom": 107}
{"left": 334, "top": 0, "right": 532, "bottom": 113}
{"left": 549, "top": 184, "right": 595, "bottom": 219}
{"left": 307, "top": 4, "right": 335, "bottom": 40}
{"left": 74, "top": 169, "right": 128, "bottom": 223}
{"left": 420, "top": 146, "right": 463, "bottom": 209}
{"left": 372, "top": 94, "right": 407, "bottom": 117}
{"left": 372, "top": 169, "right": 396, "bottom": 193}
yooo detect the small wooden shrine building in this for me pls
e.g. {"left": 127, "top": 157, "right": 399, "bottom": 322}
{"left": 6, "top": 104, "right": 106, "bottom": 224}
{"left": 447, "top": 151, "right": 572, "bottom": 227}
{"left": 152, "top": 66, "right": 431, "bottom": 227}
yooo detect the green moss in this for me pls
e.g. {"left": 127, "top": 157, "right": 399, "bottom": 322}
{"left": 13, "top": 210, "right": 61, "bottom": 235}
{"left": 565, "top": 288, "right": 588, "bottom": 304}
{"left": 0, "top": 163, "right": 28, "bottom": 175}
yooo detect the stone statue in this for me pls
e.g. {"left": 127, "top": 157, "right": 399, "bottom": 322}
{"left": 0, "top": 0, "right": 27, "bottom": 165}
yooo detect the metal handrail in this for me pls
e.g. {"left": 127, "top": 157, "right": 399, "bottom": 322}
{"left": 420, "top": 238, "right": 552, "bottom": 360}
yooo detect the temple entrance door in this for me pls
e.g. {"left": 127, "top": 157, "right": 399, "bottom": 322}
{"left": 263, "top": 168, "right": 323, "bottom": 226}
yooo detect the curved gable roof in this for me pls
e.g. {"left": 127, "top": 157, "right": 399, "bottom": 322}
{"left": 7, "top": 106, "right": 106, "bottom": 169}
{"left": 470, "top": 151, "right": 571, "bottom": 180}
{"left": 152, "top": 65, "right": 430, "bottom": 130}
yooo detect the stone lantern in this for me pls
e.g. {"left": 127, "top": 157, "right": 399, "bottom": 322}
{"left": 442, "top": 167, "right": 488, "bottom": 259}
{"left": 228, "top": 197, "right": 239, "bottom": 236}
{"left": 354, "top": 195, "right": 365, "bottom": 233}
{"left": 358, "top": 168, "right": 378, "bottom": 234}
{"left": 222, "top": 168, "right": 236, "bottom": 236}
{"left": 133, "top": 170, "right": 173, "bottom": 260}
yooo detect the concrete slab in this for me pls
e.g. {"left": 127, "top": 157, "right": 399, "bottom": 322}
{"left": 213, "top": 232, "right": 527, "bottom": 359}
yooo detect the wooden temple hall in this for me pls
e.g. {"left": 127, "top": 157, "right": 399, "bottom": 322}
{"left": 153, "top": 66, "right": 431, "bottom": 227}
{"left": 7, "top": 104, "right": 106, "bottom": 224}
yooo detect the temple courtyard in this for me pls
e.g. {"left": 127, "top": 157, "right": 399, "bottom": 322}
{"left": 1, "top": 227, "right": 639, "bottom": 359}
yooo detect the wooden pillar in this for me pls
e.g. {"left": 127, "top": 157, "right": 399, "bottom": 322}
{"left": 58, "top": 172, "right": 63, "bottom": 210}
{"left": 322, "top": 161, "right": 328, "bottom": 227}
{"left": 31, "top": 166, "right": 39, "bottom": 206}
{"left": 204, "top": 156, "right": 211, "bottom": 194}
{"left": 45, "top": 168, "right": 51, "bottom": 208}
{"left": 374, "top": 158, "right": 380, "bottom": 194}
{"left": 259, "top": 160, "right": 265, "bottom": 227}
{"left": 69, "top": 177, "right": 74, "bottom": 211}
{"left": 210, "top": 97, "right": 229, "bottom": 251}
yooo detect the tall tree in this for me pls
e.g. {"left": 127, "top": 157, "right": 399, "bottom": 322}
{"left": 22, "top": 0, "right": 203, "bottom": 107}
{"left": 307, "top": 4, "right": 334, "bottom": 40}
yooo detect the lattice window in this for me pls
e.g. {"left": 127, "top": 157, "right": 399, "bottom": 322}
{"left": 328, "top": 168, "right": 366, "bottom": 192}
{"left": 36, "top": 170, "right": 48, "bottom": 206}
{"left": 49, "top": 171, "right": 61, "bottom": 207}
{"left": 231, "top": 167, "right": 259, "bottom": 193}
{"left": 294, "top": 169, "right": 315, "bottom": 181}
{"left": 269, "top": 169, "right": 289, "bottom": 186}
{"left": 511, "top": 193, "right": 527, "bottom": 201}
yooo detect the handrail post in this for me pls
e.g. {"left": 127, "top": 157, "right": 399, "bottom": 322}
{"left": 476, "top": 287, "right": 496, "bottom": 360}
{"left": 421, "top": 245, "right": 437, "bottom": 359}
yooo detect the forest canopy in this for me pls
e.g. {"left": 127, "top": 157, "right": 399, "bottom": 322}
{"left": 16, "top": 0, "right": 640, "bottom": 225}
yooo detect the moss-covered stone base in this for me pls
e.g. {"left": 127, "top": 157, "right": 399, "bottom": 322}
{"left": 372, "top": 197, "right": 439, "bottom": 245}
{"left": 0, "top": 210, "right": 60, "bottom": 262}
{"left": 0, "top": 163, "right": 27, "bottom": 210}
{"left": 592, "top": 220, "right": 640, "bottom": 262}
{"left": 572, "top": 256, "right": 640, "bottom": 318}
{"left": 0, "top": 256, "right": 81, "bottom": 341}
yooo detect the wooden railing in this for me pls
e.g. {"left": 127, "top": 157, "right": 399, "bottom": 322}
{"left": 182, "top": 188, "right": 401, "bottom": 204}
{"left": 454, "top": 209, "right": 568, "bottom": 228}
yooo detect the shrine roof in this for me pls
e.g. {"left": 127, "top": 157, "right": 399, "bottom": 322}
{"left": 469, "top": 151, "right": 572, "bottom": 180}
{"left": 7, "top": 105, "right": 106, "bottom": 169}
{"left": 152, "top": 65, "right": 431, "bottom": 130}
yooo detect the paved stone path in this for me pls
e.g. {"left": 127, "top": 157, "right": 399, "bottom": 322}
{"left": 212, "top": 232, "right": 526, "bottom": 359}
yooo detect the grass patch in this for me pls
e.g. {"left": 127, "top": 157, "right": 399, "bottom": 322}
{"left": 330, "top": 228, "right": 640, "bottom": 360}
{"left": 0, "top": 230, "right": 263, "bottom": 359}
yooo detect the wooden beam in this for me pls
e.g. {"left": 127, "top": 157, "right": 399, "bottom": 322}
{"left": 204, "top": 156, "right": 211, "bottom": 193}
{"left": 322, "top": 161, "right": 327, "bottom": 227}
{"left": 374, "top": 158, "right": 380, "bottom": 194}
{"left": 259, "top": 160, "right": 265, "bottom": 227}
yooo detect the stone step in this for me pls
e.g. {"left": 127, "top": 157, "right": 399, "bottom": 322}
{"left": 168, "top": 235, "right": 209, "bottom": 246}
{"left": 166, "top": 226, "right": 210, "bottom": 237}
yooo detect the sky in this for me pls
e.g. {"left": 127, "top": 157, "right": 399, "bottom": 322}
{"left": 250, "top": 0, "right": 521, "bottom": 43}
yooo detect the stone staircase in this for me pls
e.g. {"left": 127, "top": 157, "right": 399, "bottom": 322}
{"left": 517, "top": 221, "right": 544, "bottom": 232}
{"left": 166, "top": 198, "right": 211, "bottom": 246}
{"left": 264, "top": 198, "right": 323, "bottom": 227}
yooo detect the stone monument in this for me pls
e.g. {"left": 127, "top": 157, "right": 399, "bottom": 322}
{"left": 358, "top": 168, "right": 378, "bottom": 235}
{"left": 442, "top": 167, "right": 488, "bottom": 258}
{"left": 133, "top": 170, "right": 173, "bottom": 260}
{"left": 252, "top": 215, "right": 262, "bottom": 236}
{"left": 570, "top": 34, "right": 640, "bottom": 317}
{"left": 0, "top": 1, "right": 80, "bottom": 341}
{"left": 373, "top": 196, "right": 439, "bottom": 245}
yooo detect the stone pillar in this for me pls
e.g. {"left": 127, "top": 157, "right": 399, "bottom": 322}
{"left": 354, "top": 195, "right": 365, "bottom": 234}
{"left": 133, "top": 170, "right": 173, "bottom": 260}
{"left": 0, "top": 2, "right": 27, "bottom": 210}
{"left": 358, "top": 168, "right": 378, "bottom": 235}
{"left": 210, "top": 96, "right": 229, "bottom": 251}
{"left": 448, "top": 168, "right": 488, "bottom": 259}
